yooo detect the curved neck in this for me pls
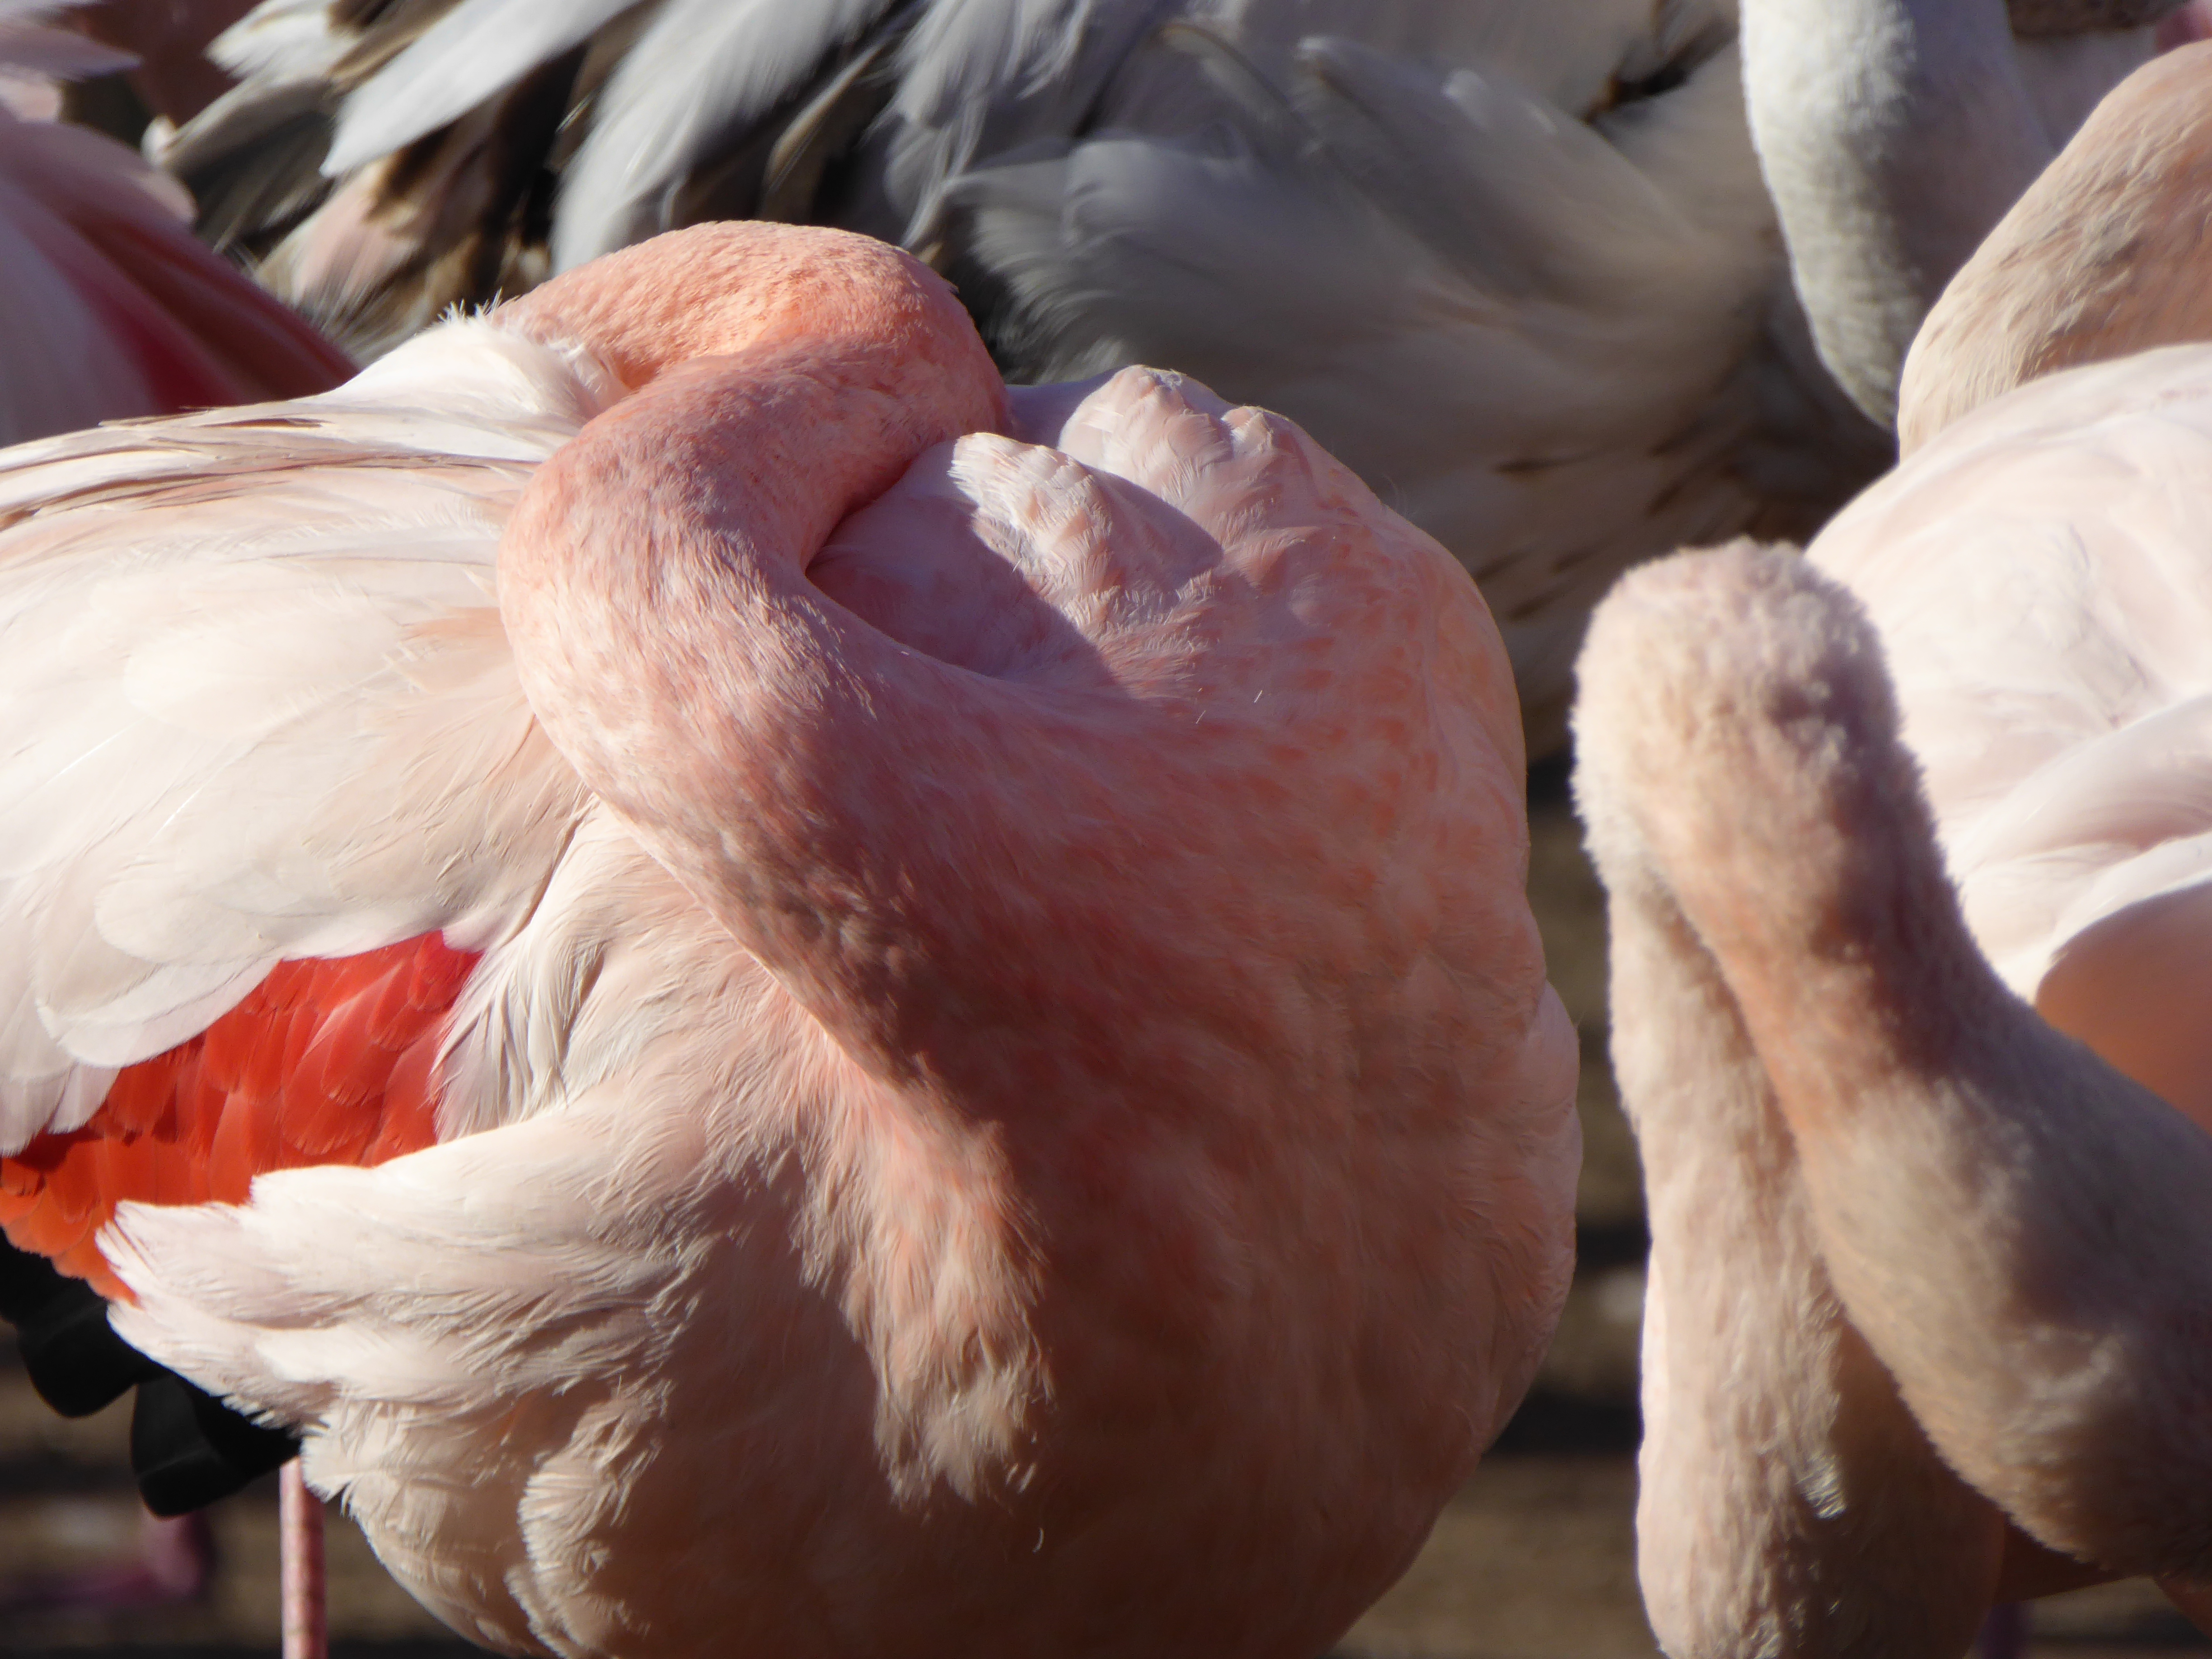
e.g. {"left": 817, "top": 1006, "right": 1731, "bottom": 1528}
{"left": 1743, "top": 0, "right": 2054, "bottom": 425}
{"left": 1591, "top": 806, "right": 2007, "bottom": 1656}
{"left": 494, "top": 224, "right": 1032, "bottom": 1073}
{"left": 1578, "top": 545, "right": 2212, "bottom": 1575}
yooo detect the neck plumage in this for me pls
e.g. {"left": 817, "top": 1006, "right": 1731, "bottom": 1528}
{"left": 1588, "top": 771, "right": 2008, "bottom": 1657}
{"left": 492, "top": 224, "right": 1032, "bottom": 1073}
{"left": 1743, "top": 0, "right": 2054, "bottom": 425}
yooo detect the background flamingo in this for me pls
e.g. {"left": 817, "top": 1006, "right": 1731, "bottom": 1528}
{"left": 0, "top": 0, "right": 347, "bottom": 445}
{"left": 1579, "top": 40, "right": 2212, "bottom": 1656}
{"left": 0, "top": 219, "right": 1579, "bottom": 1658}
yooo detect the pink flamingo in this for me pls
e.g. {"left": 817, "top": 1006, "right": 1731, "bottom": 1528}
{"left": 0, "top": 220, "right": 1579, "bottom": 1658}
{"left": 1577, "top": 41, "right": 2212, "bottom": 1659}
{"left": 0, "top": 0, "right": 348, "bottom": 446}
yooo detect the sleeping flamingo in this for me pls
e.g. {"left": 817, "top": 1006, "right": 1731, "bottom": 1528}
{"left": 0, "top": 0, "right": 347, "bottom": 446}
{"left": 1578, "top": 40, "right": 2212, "bottom": 1657}
{"left": 0, "top": 219, "right": 1579, "bottom": 1658}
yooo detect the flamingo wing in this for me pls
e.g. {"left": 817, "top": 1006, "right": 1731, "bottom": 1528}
{"left": 0, "top": 319, "right": 609, "bottom": 1184}
{"left": 1807, "top": 342, "right": 2212, "bottom": 1125}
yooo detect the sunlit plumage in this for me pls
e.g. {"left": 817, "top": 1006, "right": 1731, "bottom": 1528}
{"left": 0, "top": 220, "right": 1578, "bottom": 1659}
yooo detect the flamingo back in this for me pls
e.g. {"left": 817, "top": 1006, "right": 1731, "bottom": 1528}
{"left": 1811, "top": 342, "right": 2212, "bottom": 1128}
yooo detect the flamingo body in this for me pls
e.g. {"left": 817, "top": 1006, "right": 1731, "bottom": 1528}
{"left": 0, "top": 222, "right": 1578, "bottom": 1658}
{"left": 1809, "top": 343, "right": 2212, "bottom": 1127}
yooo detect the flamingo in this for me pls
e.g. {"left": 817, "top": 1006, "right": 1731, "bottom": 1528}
{"left": 0, "top": 219, "right": 1579, "bottom": 1658}
{"left": 0, "top": 0, "right": 348, "bottom": 447}
{"left": 1576, "top": 39, "right": 2212, "bottom": 1657}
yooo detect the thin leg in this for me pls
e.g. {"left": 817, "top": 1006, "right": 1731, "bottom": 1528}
{"left": 1976, "top": 1601, "right": 2028, "bottom": 1659}
{"left": 280, "top": 1459, "right": 326, "bottom": 1659}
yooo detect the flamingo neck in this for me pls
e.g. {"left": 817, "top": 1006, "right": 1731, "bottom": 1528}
{"left": 1743, "top": 0, "right": 2055, "bottom": 426}
{"left": 1579, "top": 545, "right": 2212, "bottom": 1575}
{"left": 1575, "top": 543, "right": 2029, "bottom": 1138}
{"left": 493, "top": 224, "right": 1014, "bottom": 1066}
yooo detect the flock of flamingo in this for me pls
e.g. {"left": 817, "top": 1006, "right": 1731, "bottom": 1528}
{"left": 4, "top": 1, "right": 2212, "bottom": 1656}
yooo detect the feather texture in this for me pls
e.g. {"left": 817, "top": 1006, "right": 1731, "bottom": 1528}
{"left": 1810, "top": 342, "right": 2212, "bottom": 1125}
{"left": 161, "top": 0, "right": 1895, "bottom": 742}
{"left": 0, "top": 320, "right": 606, "bottom": 1151}
{"left": 0, "top": 228, "right": 1577, "bottom": 1653}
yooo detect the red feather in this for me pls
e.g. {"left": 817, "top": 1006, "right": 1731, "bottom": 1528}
{"left": 0, "top": 934, "right": 479, "bottom": 1298}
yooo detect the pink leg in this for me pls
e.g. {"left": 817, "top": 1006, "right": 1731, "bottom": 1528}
{"left": 280, "top": 1459, "right": 326, "bottom": 1659}
{"left": 1976, "top": 1601, "right": 2028, "bottom": 1659}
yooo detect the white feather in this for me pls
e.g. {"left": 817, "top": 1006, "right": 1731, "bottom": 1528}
{"left": 207, "top": 0, "right": 351, "bottom": 81}
{"left": 0, "top": 318, "right": 612, "bottom": 1152}
{"left": 551, "top": 0, "right": 895, "bottom": 269}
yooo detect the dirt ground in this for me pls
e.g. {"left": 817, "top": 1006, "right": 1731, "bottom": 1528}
{"left": 0, "top": 781, "right": 2202, "bottom": 1658}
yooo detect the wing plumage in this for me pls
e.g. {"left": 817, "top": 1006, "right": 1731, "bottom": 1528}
{"left": 0, "top": 320, "right": 608, "bottom": 1160}
{"left": 1809, "top": 342, "right": 2212, "bottom": 1122}
{"left": 2, "top": 933, "right": 476, "bottom": 1293}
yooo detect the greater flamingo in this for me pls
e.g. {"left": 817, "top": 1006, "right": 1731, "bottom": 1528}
{"left": 1578, "top": 40, "right": 2212, "bottom": 1657}
{"left": 0, "top": 0, "right": 347, "bottom": 446}
{"left": 0, "top": 220, "right": 1579, "bottom": 1658}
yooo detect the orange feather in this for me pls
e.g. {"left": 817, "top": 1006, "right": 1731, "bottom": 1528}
{"left": 0, "top": 934, "right": 478, "bottom": 1298}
